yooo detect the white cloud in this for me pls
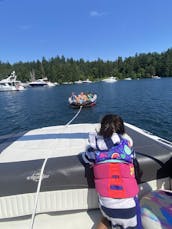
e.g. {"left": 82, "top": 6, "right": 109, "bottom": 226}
{"left": 90, "top": 10, "right": 107, "bottom": 17}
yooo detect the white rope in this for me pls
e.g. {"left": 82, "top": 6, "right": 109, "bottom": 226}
{"left": 29, "top": 106, "right": 83, "bottom": 229}
{"left": 65, "top": 105, "right": 83, "bottom": 126}
{"left": 29, "top": 158, "right": 48, "bottom": 229}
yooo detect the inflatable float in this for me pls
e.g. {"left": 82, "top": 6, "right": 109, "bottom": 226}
{"left": 68, "top": 93, "right": 97, "bottom": 108}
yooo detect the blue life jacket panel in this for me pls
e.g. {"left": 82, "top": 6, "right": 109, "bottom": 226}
{"left": 95, "top": 138, "right": 133, "bottom": 163}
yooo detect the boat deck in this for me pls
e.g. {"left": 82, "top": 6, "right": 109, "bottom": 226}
{"left": 0, "top": 123, "right": 172, "bottom": 228}
{"left": 0, "top": 123, "right": 171, "bottom": 162}
{"left": 0, "top": 123, "right": 171, "bottom": 192}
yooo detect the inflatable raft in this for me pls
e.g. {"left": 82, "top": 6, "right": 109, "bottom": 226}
{"left": 0, "top": 123, "right": 172, "bottom": 228}
{"left": 68, "top": 94, "right": 97, "bottom": 108}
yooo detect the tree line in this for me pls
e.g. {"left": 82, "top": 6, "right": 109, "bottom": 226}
{"left": 0, "top": 48, "right": 172, "bottom": 83}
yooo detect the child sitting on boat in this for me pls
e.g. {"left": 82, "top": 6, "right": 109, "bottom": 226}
{"left": 82, "top": 114, "right": 142, "bottom": 229}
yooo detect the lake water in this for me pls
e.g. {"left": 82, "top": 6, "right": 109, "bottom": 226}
{"left": 0, "top": 78, "right": 172, "bottom": 144}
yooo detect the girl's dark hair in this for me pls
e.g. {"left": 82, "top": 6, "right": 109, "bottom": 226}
{"left": 98, "top": 114, "right": 125, "bottom": 138}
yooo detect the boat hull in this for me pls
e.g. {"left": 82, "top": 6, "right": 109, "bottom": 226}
{"left": 0, "top": 123, "right": 171, "bottom": 228}
{"left": 0, "top": 85, "right": 17, "bottom": 91}
{"left": 28, "top": 83, "right": 48, "bottom": 87}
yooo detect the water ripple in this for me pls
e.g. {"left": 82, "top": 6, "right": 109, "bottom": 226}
{"left": 0, "top": 78, "right": 172, "bottom": 142}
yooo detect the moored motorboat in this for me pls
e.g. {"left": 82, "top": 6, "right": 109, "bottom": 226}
{"left": 102, "top": 76, "right": 117, "bottom": 83}
{"left": 28, "top": 78, "right": 56, "bottom": 87}
{"left": 0, "top": 71, "right": 25, "bottom": 92}
{"left": 152, "top": 75, "right": 161, "bottom": 79}
{"left": 68, "top": 93, "right": 97, "bottom": 108}
{"left": 0, "top": 123, "right": 171, "bottom": 228}
{"left": 82, "top": 79, "right": 92, "bottom": 83}
{"left": 28, "top": 79, "right": 49, "bottom": 87}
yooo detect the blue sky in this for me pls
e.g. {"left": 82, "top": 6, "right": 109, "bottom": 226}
{"left": 0, "top": 0, "right": 172, "bottom": 64}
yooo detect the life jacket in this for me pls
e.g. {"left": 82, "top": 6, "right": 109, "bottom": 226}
{"left": 95, "top": 137, "right": 133, "bottom": 163}
{"left": 93, "top": 137, "right": 139, "bottom": 198}
{"left": 94, "top": 162, "right": 139, "bottom": 198}
{"left": 89, "top": 132, "right": 121, "bottom": 151}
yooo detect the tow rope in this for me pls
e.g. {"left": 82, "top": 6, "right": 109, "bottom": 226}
{"left": 29, "top": 106, "right": 83, "bottom": 229}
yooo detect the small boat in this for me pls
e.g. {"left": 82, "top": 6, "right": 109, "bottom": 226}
{"left": 124, "top": 77, "right": 132, "bottom": 80}
{"left": 28, "top": 78, "right": 56, "bottom": 87}
{"left": 102, "top": 76, "right": 117, "bottom": 83}
{"left": 82, "top": 79, "right": 92, "bottom": 83}
{"left": 28, "top": 79, "right": 47, "bottom": 87}
{"left": 28, "top": 80, "right": 56, "bottom": 87}
{"left": 0, "top": 71, "right": 25, "bottom": 92}
{"left": 29, "top": 68, "right": 56, "bottom": 87}
{"left": 74, "top": 80, "right": 83, "bottom": 84}
{"left": 152, "top": 75, "right": 161, "bottom": 79}
{"left": 68, "top": 93, "right": 97, "bottom": 108}
{"left": 42, "top": 77, "right": 56, "bottom": 87}
{"left": 0, "top": 123, "right": 171, "bottom": 228}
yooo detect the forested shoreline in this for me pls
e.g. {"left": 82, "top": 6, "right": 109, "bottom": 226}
{"left": 0, "top": 48, "right": 172, "bottom": 83}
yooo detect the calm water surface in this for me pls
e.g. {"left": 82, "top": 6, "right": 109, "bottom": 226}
{"left": 0, "top": 78, "right": 172, "bottom": 143}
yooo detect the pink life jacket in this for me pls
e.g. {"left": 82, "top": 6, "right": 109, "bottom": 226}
{"left": 93, "top": 162, "right": 139, "bottom": 198}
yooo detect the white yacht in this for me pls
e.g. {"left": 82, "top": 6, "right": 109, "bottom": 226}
{"left": 102, "top": 76, "right": 117, "bottom": 83}
{"left": 124, "top": 77, "right": 132, "bottom": 80}
{"left": 82, "top": 79, "right": 92, "bottom": 83}
{"left": 74, "top": 80, "right": 83, "bottom": 84}
{"left": 152, "top": 75, "right": 161, "bottom": 79}
{"left": 28, "top": 78, "right": 56, "bottom": 87}
{"left": 43, "top": 77, "right": 56, "bottom": 87}
{"left": 0, "top": 71, "right": 25, "bottom": 92}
